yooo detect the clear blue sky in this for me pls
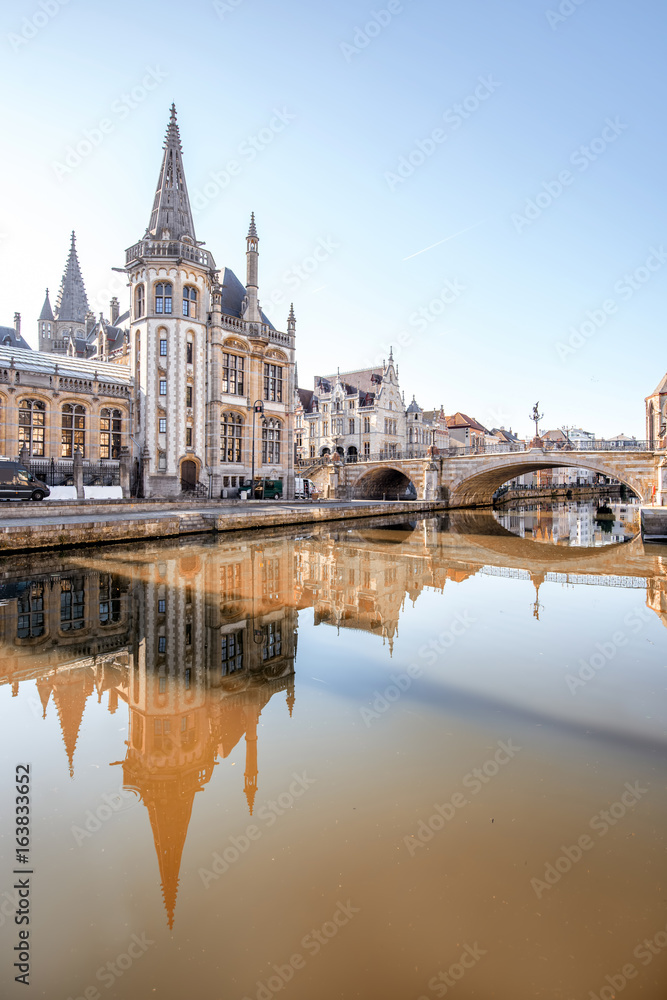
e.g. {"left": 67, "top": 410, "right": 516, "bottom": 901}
{"left": 1, "top": 0, "right": 665, "bottom": 438}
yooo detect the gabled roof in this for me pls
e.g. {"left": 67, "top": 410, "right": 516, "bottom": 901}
{"left": 446, "top": 412, "right": 486, "bottom": 432}
{"left": 218, "top": 266, "right": 275, "bottom": 330}
{"left": 297, "top": 388, "right": 314, "bottom": 412}
{"left": 0, "top": 326, "right": 31, "bottom": 350}
{"left": 319, "top": 367, "right": 384, "bottom": 395}
{"left": 650, "top": 373, "right": 667, "bottom": 396}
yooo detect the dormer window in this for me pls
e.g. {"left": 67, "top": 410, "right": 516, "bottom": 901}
{"left": 155, "top": 283, "right": 172, "bottom": 314}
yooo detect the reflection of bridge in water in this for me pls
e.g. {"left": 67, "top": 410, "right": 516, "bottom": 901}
{"left": 1, "top": 513, "right": 667, "bottom": 926}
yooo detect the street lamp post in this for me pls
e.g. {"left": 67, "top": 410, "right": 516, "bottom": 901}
{"left": 251, "top": 399, "right": 264, "bottom": 501}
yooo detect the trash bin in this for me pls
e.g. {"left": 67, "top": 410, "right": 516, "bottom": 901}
{"left": 240, "top": 490, "right": 248, "bottom": 500}
{"left": 222, "top": 489, "right": 228, "bottom": 499}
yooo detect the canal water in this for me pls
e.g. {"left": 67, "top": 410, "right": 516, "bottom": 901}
{"left": 0, "top": 502, "right": 666, "bottom": 999}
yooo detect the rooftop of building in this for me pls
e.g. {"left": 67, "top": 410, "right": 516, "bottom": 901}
{"left": 0, "top": 345, "right": 132, "bottom": 384}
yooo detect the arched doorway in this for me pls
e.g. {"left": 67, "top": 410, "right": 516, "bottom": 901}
{"left": 347, "top": 446, "right": 358, "bottom": 463}
{"left": 320, "top": 447, "right": 330, "bottom": 457}
{"left": 181, "top": 460, "right": 197, "bottom": 491}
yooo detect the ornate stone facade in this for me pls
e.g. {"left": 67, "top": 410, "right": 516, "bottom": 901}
{"left": 127, "top": 107, "right": 296, "bottom": 499}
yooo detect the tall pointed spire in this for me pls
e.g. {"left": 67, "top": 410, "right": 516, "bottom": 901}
{"left": 146, "top": 105, "right": 196, "bottom": 242}
{"left": 54, "top": 232, "right": 90, "bottom": 323}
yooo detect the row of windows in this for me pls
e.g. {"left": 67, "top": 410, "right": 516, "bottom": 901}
{"left": 17, "top": 576, "right": 122, "bottom": 639}
{"left": 153, "top": 413, "right": 283, "bottom": 464}
{"left": 16, "top": 400, "right": 124, "bottom": 459}
{"left": 160, "top": 339, "right": 194, "bottom": 363}
{"left": 157, "top": 360, "right": 282, "bottom": 403}
{"left": 221, "top": 414, "right": 281, "bottom": 464}
{"left": 135, "top": 283, "right": 198, "bottom": 318}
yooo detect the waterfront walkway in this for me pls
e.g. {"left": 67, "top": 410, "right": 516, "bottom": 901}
{"left": 0, "top": 498, "right": 441, "bottom": 553}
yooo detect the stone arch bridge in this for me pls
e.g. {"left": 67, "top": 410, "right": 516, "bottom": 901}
{"left": 299, "top": 446, "right": 662, "bottom": 506}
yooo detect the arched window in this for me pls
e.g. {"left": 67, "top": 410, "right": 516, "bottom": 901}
{"left": 221, "top": 413, "right": 243, "bottom": 463}
{"left": 262, "top": 418, "right": 281, "bottom": 464}
{"left": 135, "top": 284, "right": 145, "bottom": 318}
{"left": 100, "top": 408, "right": 122, "bottom": 459}
{"left": 18, "top": 399, "right": 45, "bottom": 456}
{"left": 155, "top": 283, "right": 172, "bottom": 314}
{"left": 62, "top": 404, "right": 86, "bottom": 457}
{"left": 182, "top": 286, "right": 197, "bottom": 318}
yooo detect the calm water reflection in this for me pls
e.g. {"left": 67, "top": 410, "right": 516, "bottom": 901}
{"left": 1, "top": 510, "right": 666, "bottom": 999}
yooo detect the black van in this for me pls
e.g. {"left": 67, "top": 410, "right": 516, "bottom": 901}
{"left": 0, "top": 461, "right": 50, "bottom": 501}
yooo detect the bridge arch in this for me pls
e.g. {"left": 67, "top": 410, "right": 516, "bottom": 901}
{"left": 446, "top": 452, "right": 651, "bottom": 507}
{"left": 353, "top": 466, "right": 417, "bottom": 500}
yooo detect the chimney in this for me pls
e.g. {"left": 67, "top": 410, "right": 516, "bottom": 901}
{"left": 14, "top": 312, "right": 20, "bottom": 336}
{"left": 110, "top": 297, "right": 119, "bottom": 325}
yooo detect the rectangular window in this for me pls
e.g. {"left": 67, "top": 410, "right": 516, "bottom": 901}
{"left": 159, "top": 418, "right": 167, "bottom": 433}
{"left": 185, "top": 622, "right": 192, "bottom": 645}
{"left": 158, "top": 599, "right": 166, "bottom": 613}
{"left": 364, "top": 417, "right": 371, "bottom": 433}
{"left": 186, "top": 385, "right": 193, "bottom": 407}
{"left": 221, "top": 630, "right": 244, "bottom": 675}
{"left": 310, "top": 445, "right": 315, "bottom": 457}
{"left": 159, "top": 380, "right": 167, "bottom": 395}
{"left": 263, "top": 363, "right": 283, "bottom": 402}
{"left": 349, "top": 419, "right": 355, "bottom": 434}
{"left": 185, "top": 667, "right": 191, "bottom": 689}
{"left": 186, "top": 427, "right": 192, "bottom": 447}
{"left": 159, "top": 339, "right": 167, "bottom": 356}
{"left": 186, "top": 342, "right": 193, "bottom": 364}
{"left": 222, "top": 354, "right": 244, "bottom": 395}
{"left": 322, "top": 421, "right": 328, "bottom": 437}
{"left": 364, "top": 441, "right": 370, "bottom": 457}
{"left": 158, "top": 636, "right": 166, "bottom": 653}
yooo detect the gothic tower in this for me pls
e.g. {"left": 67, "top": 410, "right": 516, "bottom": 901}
{"left": 126, "top": 104, "right": 215, "bottom": 498}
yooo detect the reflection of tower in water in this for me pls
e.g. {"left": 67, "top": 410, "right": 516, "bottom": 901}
{"left": 118, "top": 544, "right": 297, "bottom": 928}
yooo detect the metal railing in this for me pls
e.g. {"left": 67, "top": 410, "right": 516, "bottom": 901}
{"left": 26, "top": 459, "right": 121, "bottom": 486}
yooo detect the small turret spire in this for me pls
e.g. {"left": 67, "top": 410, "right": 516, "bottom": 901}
{"left": 243, "top": 212, "right": 262, "bottom": 325}
{"left": 39, "top": 289, "right": 54, "bottom": 321}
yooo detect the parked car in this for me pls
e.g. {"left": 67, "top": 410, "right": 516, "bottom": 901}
{"left": 0, "top": 460, "right": 50, "bottom": 501}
